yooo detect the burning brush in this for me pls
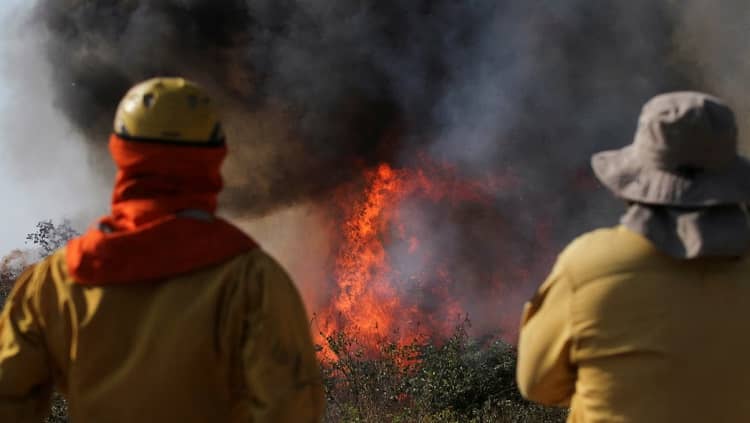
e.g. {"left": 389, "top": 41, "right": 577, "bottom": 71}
{"left": 29, "top": 0, "right": 701, "bottom": 354}
{"left": 316, "top": 158, "right": 543, "bottom": 354}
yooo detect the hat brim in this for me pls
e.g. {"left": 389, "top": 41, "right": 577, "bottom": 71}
{"left": 591, "top": 145, "right": 750, "bottom": 206}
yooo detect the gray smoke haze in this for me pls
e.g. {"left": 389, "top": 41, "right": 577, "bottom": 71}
{"left": 22, "top": 0, "right": 749, "bottom": 335}
{"left": 670, "top": 0, "right": 750, "bottom": 156}
{"left": 32, "top": 0, "right": 692, "bottom": 225}
{"left": 0, "top": 1, "right": 108, "bottom": 254}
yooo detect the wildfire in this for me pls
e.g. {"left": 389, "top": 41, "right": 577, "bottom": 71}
{"left": 318, "top": 159, "right": 509, "bottom": 354}
{"left": 330, "top": 164, "right": 403, "bottom": 335}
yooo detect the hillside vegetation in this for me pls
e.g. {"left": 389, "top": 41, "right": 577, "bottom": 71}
{"left": 0, "top": 221, "right": 565, "bottom": 422}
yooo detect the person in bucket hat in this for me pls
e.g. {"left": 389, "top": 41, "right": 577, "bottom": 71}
{"left": 517, "top": 92, "right": 750, "bottom": 422}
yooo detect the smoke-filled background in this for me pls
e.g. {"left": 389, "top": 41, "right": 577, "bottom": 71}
{"left": 2, "top": 0, "right": 750, "bottom": 338}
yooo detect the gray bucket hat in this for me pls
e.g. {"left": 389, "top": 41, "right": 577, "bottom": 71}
{"left": 591, "top": 91, "right": 750, "bottom": 206}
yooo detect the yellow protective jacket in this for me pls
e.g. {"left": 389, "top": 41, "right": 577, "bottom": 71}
{"left": 0, "top": 248, "right": 324, "bottom": 422}
{"left": 518, "top": 225, "right": 750, "bottom": 423}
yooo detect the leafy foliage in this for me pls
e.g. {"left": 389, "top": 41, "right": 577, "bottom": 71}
{"left": 25, "top": 220, "right": 79, "bottom": 256}
{"left": 319, "top": 321, "right": 567, "bottom": 422}
{"left": 0, "top": 251, "right": 25, "bottom": 307}
{"left": 0, "top": 220, "right": 79, "bottom": 308}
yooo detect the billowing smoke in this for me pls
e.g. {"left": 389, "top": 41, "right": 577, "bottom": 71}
{"left": 33, "top": 1, "right": 692, "bottom": 216}
{"left": 25, "top": 0, "right": 741, "bottom": 336}
{"left": 0, "top": 1, "right": 109, "bottom": 253}
{"left": 670, "top": 1, "right": 750, "bottom": 156}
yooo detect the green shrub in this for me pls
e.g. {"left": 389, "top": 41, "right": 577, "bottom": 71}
{"left": 319, "top": 321, "right": 567, "bottom": 422}
{"left": 25, "top": 220, "right": 79, "bottom": 256}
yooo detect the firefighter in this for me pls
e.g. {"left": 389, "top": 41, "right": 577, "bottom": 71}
{"left": 517, "top": 92, "right": 750, "bottom": 422}
{"left": 0, "top": 77, "right": 324, "bottom": 422}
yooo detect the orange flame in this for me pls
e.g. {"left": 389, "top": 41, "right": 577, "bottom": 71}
{"left": 330, "top": 164, "right": 404, "bottom": 339}
{"left": 318, "top": 159, "right": 506, "bottom": 354}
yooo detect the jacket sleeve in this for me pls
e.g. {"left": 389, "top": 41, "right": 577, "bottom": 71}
{"left": 241, "top": 254, "right": 325, "bottom": 422}
{"left": 516, "top": 260, "right": 576, "bottom": 406}
{"left": 0, "top": 266, "right": 53, "bottom": 422}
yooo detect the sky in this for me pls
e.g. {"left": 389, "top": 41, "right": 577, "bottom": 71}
{"left": 0, "top": 0, "right": 110, "bottom": 254}
{"left": 0, "top": 1, "right": 327, "bottom": 278}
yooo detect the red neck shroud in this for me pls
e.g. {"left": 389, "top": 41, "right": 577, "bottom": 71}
{"left": 67, "top": 134, "right": 256, "bottom": 285}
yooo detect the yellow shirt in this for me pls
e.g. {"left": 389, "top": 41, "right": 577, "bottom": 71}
{"left": 518, "top": 226, "right": 750, "bottom": 423}
{"left": 0, "top": 248, "right": 324, "bottom": 422}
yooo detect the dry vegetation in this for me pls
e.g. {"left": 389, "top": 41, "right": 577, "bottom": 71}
{"left": 319, "top": 322, "right": 566, "bottom": 422}
{"left": 0, "top": 221, "right": 566, "bottom": 423}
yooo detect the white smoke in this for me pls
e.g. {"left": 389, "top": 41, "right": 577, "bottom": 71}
{"left": 0, "top": 1, "right": 109, "bottom": 254}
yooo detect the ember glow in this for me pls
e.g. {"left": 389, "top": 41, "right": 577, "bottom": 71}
{"left": 317, "top": 159, "right": 515, "bottom": 352}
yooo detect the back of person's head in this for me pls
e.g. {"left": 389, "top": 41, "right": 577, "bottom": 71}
{"left": 591, "top": 91, "right": 750, "bottom": 258}
{"left": 114, "top": 77, "right": 224, "bottom": 145}
{"left": 66, "top": 77, "right": 257, "bottom": 285}
{"left": 592, "top": 91, "right": 747, "bottom": 207}
{"left": 107, "top": 77, "right": 227, "bottom": 200}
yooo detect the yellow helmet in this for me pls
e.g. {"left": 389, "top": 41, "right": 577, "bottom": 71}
{"left": 113, "top": 77, "right": 223, "bottom": 144}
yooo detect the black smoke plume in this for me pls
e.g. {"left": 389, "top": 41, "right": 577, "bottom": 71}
{"left": 34, "top": 1, "right": 693, "bottom": 219}
{"left": 32, "top": 1, "right": 711, "bottom": 333}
